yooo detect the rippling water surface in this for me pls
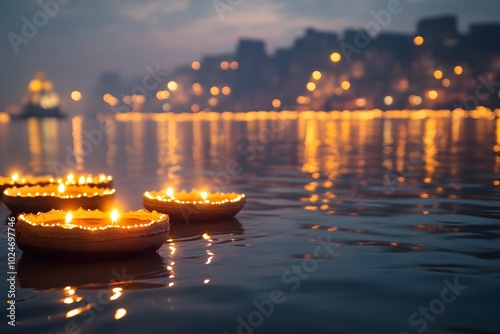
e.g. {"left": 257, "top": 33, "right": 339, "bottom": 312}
{"left": 0, "top": 112, "right": 499, "bottom": 334}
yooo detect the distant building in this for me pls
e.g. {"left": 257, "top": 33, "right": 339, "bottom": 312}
{"left": 15, "top": 72, "right": 65, "bottom": 119}
{"left": 93, "top": 14, "right": 500, "bottom": 112}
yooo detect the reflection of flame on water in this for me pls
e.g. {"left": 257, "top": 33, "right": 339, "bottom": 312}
{"left": 17, "top": 253, "right": 169, "bottom": 290}
{"left": 168, "top": 218, "right": 243, "bottom": 240}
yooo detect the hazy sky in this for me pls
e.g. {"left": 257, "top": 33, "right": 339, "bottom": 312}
{"left": 1, "top": 0, "right": 499, "bottom": 112}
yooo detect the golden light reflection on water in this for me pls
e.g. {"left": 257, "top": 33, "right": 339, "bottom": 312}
{"left": 27, "top": 118, "right": 59, "bottom": 174}
{"left": 7, "top": 109, "right": 498, "bottom": 197}
{"left": 27, "top": 118, "right": 42, "bottom": 173}
{"left": 71, "top": 116, "right": 84, "bottom": 171}
{"left": 125, "top": 121, "right": 145, "bottom": 176}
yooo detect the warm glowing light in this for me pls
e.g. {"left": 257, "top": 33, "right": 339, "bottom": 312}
{"left": 442, "top": 78, "right": 451, "bottom": 87}
{"left": 201, "top": 191, "right": 208, "bottom": 200}
{"left": 272, "top": 99, "right": 281, "bottom": 108}
{"left": 111, "top": 209, "right": 119, "bottom": 225}
{"left": 384, "top": 96, "right": 393, "bottom": 106}
{"left": 341, "top": 81, "right": 351, "bottom": 90}
{"left": 156, "top": 90, "right": 170, "bottom": 100}
{"left": 210, "top": 86, "right": 220, "bottom": 96}
{"left": 220, "top": 61, "right": 229, "bottom": 70}
{"left": 434, "top": 70, "right": 443, "bottom": 80}
{"left": 28, "top": 79, "right": 42, "bottom": 92}
{"left": 65, "top": 212, "right": 73, "bottom": 225}
{"left": 230, "top": 61, "right": 239, "bottom": 70}
{"left": 355, "top": 98, "right": 367, "bottom": 108}
{"left": 191, "top": 61, "right": 201, "bottom": 70}
{"left": 192, "top": 83, "right": 203, "bottom": 95}
{"left": 222, "top": 86, "right": 231, "bottom": 95}
{"left": 296, "top": 96, "right": 310, "bottom": 105}
{"left": 413, "top": 35, "right": 424, "bottom": 46}
{"left": 67, "top": 173, "right": 74, "bottom": 182}
{"left": 11, "top": 173, "right": 19, "bottom": 182}
{"left": 306, "top": 82, "right": 316, "bottom": 91}
{"left": 409, "top": 95, "right": 422, "bottom": 106}
{"left": 208, "top": 97, "right": 218, "bottom": 107}
{"left": 58, "top": 183, "right": 65, "bottom": 194}
{"left": 454, "top": 66, "right": 463, "bottom": 75}
{"left": 166, "top": 187, "right": 174, "bottom": 198}
{"left": 428, "top": 90, "right": 438, "bottom": 100}
{"left": 204, "top": 279, "right": 210, "bottom": 284}
{"left": 114, "top": 308, "right": 127, "bottom": 320}
{"left": 191, "top": 104, "right": 200, "bottom": 112}
{"left": 70, "top": 91, "right": 82, "bottom": 101}
{"left": 167, "top": 81, "right": 178, "bottom": 91}
{"left": 312, "top": 71, "right": 322, "bottom": 80}
{"left": 110, "top": 288, "right": 123, "bottom": 301}
{"left": 330, "top": 52, "right": 342, "bottom": 62}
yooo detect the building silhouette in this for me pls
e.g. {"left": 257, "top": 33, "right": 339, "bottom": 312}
{"left": 94, "top": 15, "right": 500, "bottom": 112}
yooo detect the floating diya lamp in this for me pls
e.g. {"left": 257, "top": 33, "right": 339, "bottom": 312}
{"left": 143, "top": 188, "right": 246, "bottom": 223}
{"left": 64, "top": 173, "right": 114, "bottom": 189}
{"left": 0, "top": 172, "right": 114, "bottom": 196}
{"left": 0, "top": 172, "right": 53, "bottom": 194}
{"left": 2, "top": 183, "right": 116, "bottom": 214}
{"left": 16, "top": 208, "right": 169, "bottom": 256}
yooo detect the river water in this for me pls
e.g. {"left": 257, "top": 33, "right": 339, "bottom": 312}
{"left": 0, "top": 111, "right": 499, "bottom": 334}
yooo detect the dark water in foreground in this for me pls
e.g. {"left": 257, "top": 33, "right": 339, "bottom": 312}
{"left": 0, "top": 112, "right": 499, "bottom": 334}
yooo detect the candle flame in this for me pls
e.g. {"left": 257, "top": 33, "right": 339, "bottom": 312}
{"left": 58, "top": 183, "right": 66, "bottom": 194}
{"left": 111, "top": 209, "right": 119, "bottom": 225}
{"left": 86, "top": 176, "right": 92, "bottom": 183}
{"left": 201, "top": 191, "right": 208, "bottom": 200}
{"left": 67, "top": 173, "right": 74, "bottom": 182}
{"left": 65, "top": 212, "right": 73, "bottom": 225}
{"left": 166, "top": 187, "right": 174, "bottom": 198}
{"left": 78, "top": 176, "right": 85, "bottom": 184}
{"left": 11, "top": 173, "right": 19, "bottom": 182}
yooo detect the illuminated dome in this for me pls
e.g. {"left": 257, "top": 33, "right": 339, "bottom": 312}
{"left": 16, "top": 72, "right": 66, "bottom": 119}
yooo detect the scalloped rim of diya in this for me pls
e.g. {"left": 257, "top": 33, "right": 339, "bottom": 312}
{"left": 2, "top": 184, "right": 116, "bottom": 214}
{"left": 143, "top": 189, "right": 246, "bottom": 223}
{"left": 0, "top": 173, "right": 113, "bottom": 193}
{"left": 16, "top": 208, "right": 170, "bottom": 256}
{"left": 0, "top": 174, "right": 53, "bottom": 193}
{"left": 63, "top": 173, "right": 114, "bottom": 188}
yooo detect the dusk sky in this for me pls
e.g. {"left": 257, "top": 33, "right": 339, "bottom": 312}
{"left": 1, "top": 0, "right": 499, "bottom": 112}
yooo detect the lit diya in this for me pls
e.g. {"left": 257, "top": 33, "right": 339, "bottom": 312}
{"left": 2, "top": 183, "right": 115, "bottom": 214}
{"left": 0, "top": 172, "right": 113, "bottom": 195}
{"left": 63, "top": 173, "right": 114, "bottom": 189}
{"left": 0, "top": 172, "right": 52, "bottom": 194}
{"left": 143, "top": 188, "right": 246, "bottom": 223}
{"left": 16, "top": 208, "right": 169, "bottom": 256}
